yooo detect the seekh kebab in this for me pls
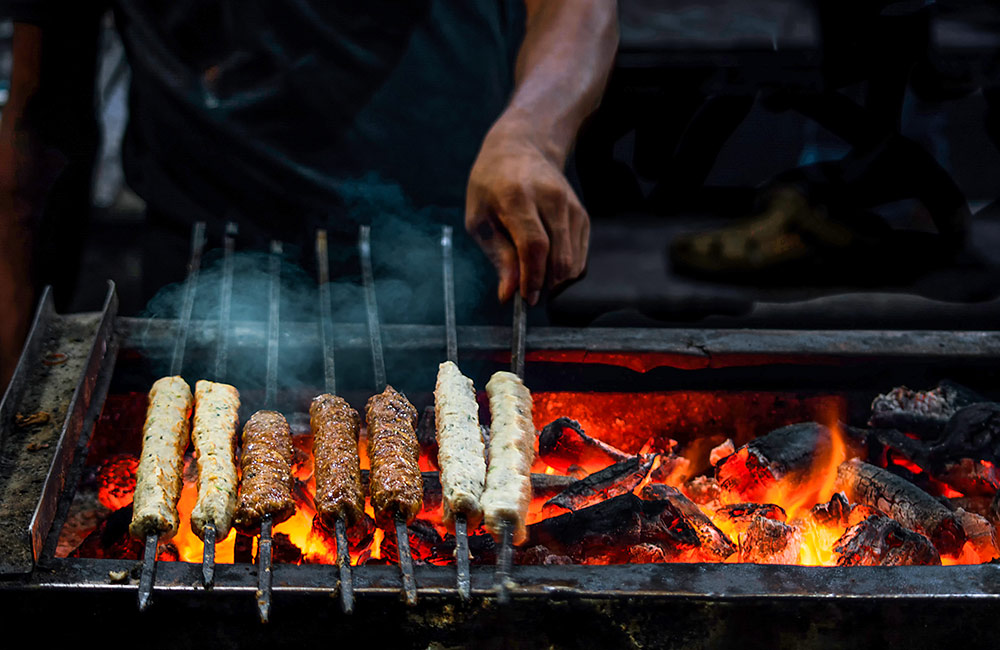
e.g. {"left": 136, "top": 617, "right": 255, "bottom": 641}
{"left": 130, "top": 376, "right": 193, "bottom": 541}
{"left": 190, "top": 380, "right": 241, "bottom": 541}
{"left": 434, "top": 361, "right": 486, "bottom": 528}
{"left": 234, "top": 410, "right": 295, "bottom": 530}
{"left": 310, "top": 393, "right": 365, "bottom": 528}
{"left": 481, "top": 370, "right": 535, "bottom": 545}
{"left": 365, "top": 385, "right": 423, "bottom": 527}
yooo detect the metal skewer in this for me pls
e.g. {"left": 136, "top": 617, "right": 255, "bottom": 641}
{"left": 358, "top": 225, "right": 418, "bottom": 605}
{"left": 139, "top": 221, "right": 206, "bottom": 611}
{"left": 496, "top": 292, "right": 528, "bottom": 604}
{"left": 316, "top": 229, "right": 355, "bottom": 614}
{"left": 254, "top": 240, "right": 282, "bottom": 623}
{"left": 395, "top": 516, "right": 418, "bottom": 606}
{"left": 203, "top": 221, "right": 237, "bottom": 589}
{"left": 440, "top": 226, "right": 471, "bottom": 601}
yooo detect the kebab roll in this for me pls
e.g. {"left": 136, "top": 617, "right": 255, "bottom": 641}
{"left": 481, "top": 371, "right": 534, "bottom": 545}
{"left": 310, "top": 393, "right": 364, "bottom": 527}
{"left": 365, "top": 385, "right": 422, "bottom": 527}
{"left": 234, "top": 410, "right": 295, "bottom": 531}
{"left": 190, "top": 380, "right": 241, "bottom": 540}
{"left": 129, "top": 376, "right": 193, "bottom": 540}
{"left": 434, "top": 361, "right": 486, "bottom": 528}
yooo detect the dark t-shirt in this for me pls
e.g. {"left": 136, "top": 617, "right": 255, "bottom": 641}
{"left": 4, "top": 0, "right": 524, "bottom": 245}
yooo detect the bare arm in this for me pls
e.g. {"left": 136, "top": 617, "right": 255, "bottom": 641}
{"left": 466, "top": 0, "right": 618, "bottom": 304}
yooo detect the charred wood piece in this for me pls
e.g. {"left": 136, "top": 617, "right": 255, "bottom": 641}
{"left": 869, "top": 380, "right": 984, "bottom": 438}
{"left": 954, "top": 508, "right": 1000, "bottom": 562}
{"left": 545, "top": 454, "right": 657, "bottom": 513}
{"left": 526, "top": 493, "right": 700, "bottom": 563}
{"left": 716, "top": 502, "right": 787, "bottom": 524}
{"left": 538, "top": 417, "right": 631, "bottom": 474}
{"left": 809, "top": 492, "right": 852, "bottom": 528}
{"left": 649, "top": 454, "right": 692, "bottom": 486}
{"left": 834, "top": 513, "right": 940, "bottom": 566}
{"left": 416, "top": 405, "right": 439, "bottom": 470}
{"left": 641, "top": 484, "right": 736, "bottom": 560}
{"left": 738, "top": 516, "right": 801, "bottom": 564}
{"left": 716, "top": 422, "right": 837, "bottom": 503}
{"left": 710, "top": 439, "right": 735, "bottom": 467}
{"left": 836, "top": 459, "right": 965, "bottom": 555}
{"left": 69, "top": 505, "right": 143, "bottom": 560}
{"left": 684, "top": 476, "right": 722, "bottom": 507}
{"left": 929, "top": 403, "right": 1000, "bottom": 467}
{"left": 946, "top": 496, "right": 996, "bottom": 522}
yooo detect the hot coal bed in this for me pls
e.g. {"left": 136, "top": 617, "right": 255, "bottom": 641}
{"left": 5, "top": 240, "right": 1000, "bottom": 648}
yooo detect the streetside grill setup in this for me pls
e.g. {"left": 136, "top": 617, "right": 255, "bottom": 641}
{"left": 5, "top": 222, "right": 1000, "bottom": 643}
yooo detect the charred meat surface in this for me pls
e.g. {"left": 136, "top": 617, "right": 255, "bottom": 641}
{"left": 366, "top": 385, "right": 423, "bottom": 526}
{"left": 234, "top": 410, "right": 295, "bottom": 531}
{"left": 310, "top": 394, "right": 364, "bottom": 527}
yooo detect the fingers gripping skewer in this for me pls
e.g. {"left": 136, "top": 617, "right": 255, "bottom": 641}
{"left": 138, "top": 222, "right": 204, "bottom": 611}
{"left": 203, "top": 221, "right": 238, "bottom": 589}
{"left": 316, "top": 229, "right": 356, "bottom": 614}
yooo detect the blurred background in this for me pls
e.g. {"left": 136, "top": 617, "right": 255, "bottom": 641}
{"left": 3, "top": 0, "right": 1000, "bottom": 329}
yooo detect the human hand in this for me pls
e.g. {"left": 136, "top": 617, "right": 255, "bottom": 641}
{"left": 465, "top": 120, "right": 590, "bottom": 305}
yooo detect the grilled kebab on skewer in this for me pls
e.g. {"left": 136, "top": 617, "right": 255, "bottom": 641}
{"left": 365, "top": 385, "right": 423, "bottom": 527}
{"left": 481, "top": 371, "right": 535, "bottom": 545}
{"left": 434, "top": 361, "right": 486, "bottom": 528}
{"left": 190, "top": 380, "right": 241, "bottom": 540}
{"left": 129, "top": 376, "right": 193, "bottom": 541}
{"left": 310, "top": 393, "right": 365, "bottom": 528}
{"left": 234, "top": 410, "right": 296, "bottom": 531}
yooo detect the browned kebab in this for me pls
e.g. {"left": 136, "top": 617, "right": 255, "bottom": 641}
{"left": 234, "top": 409, "right": 295, "bottom": 621}
{"left": 366, "top": 385, "right": 424, "bottom": 604}
{"left": 310, "top": 392, "right": 364, "bottom": 613}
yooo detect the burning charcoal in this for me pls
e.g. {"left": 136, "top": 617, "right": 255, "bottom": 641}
{"left": 834, "top": 513, "right": 940, "bottom": 566}
{"left": 378, "top": 519, "right": 447, "bottom": 565}
{"left": 946, "top": 496, "right": 996, "bottom": 522}
{"left": 96, "top": 454, "right": 138, "bottom": 511}
{"left": 649, "top": 453, "right": 692, "bottom": 486}
{"left": 715, "top": 422, "right": 841, "bottom": 503}
{"left": 544, "top": 454, "right": 658, "bottom": 513}
{"left": 738, "top": 516, "right": 801, "bottom": 564}
{"left": 268, "top": 532, "right": 303, "bottom": 565}
{"left": 416, "top": 405, "right": 439, "bottom": 470}
{"left": 234, "top": 531, "right": 254, "bottom": 563}
{"left": 836, "top": 459, "right": 965, "bottom": 555}
{"left": 538, "top": 417, "right": 631, "bottom": 474}
{"left": 526, "top": 493, "right": 700, "bottom": 563}
{"left": 69, "top": 505, "right": 143, "bottom": 560}
{"left": 717, "top": 502, "right": 787, "bottom": 525}
{"left": 937, "top": 458, "right": 1000, "bottom": 496}
{"left": 468, "top": 531, "right": 498, "bottom": 565}
{"left": 641, "top": 484, "right": 736, "bottom": 561}
{"left": 930, "top": 403, "right": 1000, "bottom": 466}
{"left": 310, "top": 512, "right": 376, "bottom": 558}
{"left": 869, "top": 380, "right": 984, "bottom": 438}
{"left": 629, "top": 543, "right": 667, "bottom": 563}
{"left": 684, "top": 476, "right": 722, "bottom": 507}
{"left": 809, "top": 492, "right": 852, "bottom": 527}
{"left": 157, "top": 543, "right": 180, "bottom": 562}
{"left": 518, "top": 545, "right": 573, "bottom": 565}
{"left": 954, "top": 509, "right": 1000, "bottom": 562}
{"left": 710, "top": 439, "right": 735, "bottom": 467}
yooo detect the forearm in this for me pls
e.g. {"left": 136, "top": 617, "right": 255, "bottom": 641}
{"left": 495, "top": 0, "right": 619, "bottom": 166}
